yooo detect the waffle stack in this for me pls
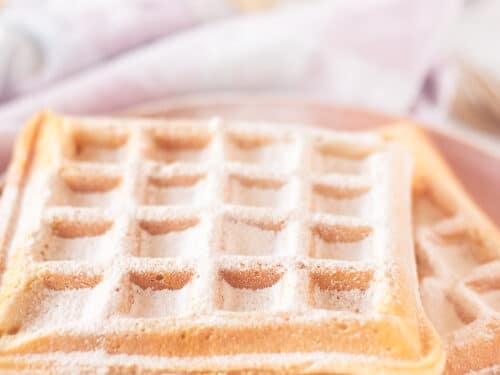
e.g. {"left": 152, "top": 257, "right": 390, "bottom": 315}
{"left": 0, "top": 113, "right": 445, "bottom": 374}
{"left": 385, "top": 127, "right": 500, "bottom": 374}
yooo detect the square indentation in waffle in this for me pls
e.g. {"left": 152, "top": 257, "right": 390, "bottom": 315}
{"left": 65, "top": 123, "right": 129, "bottom": 163}
{"left": 465, "top": 272, "right": 500, "bottom": 313}
{"left": 309, "top": 218, "right": 373, "bottom": 261}
{"left": 120, "top": 269, "right": 195, "bottom": 318}
{"left": 217, "top": 264, "right": 285, "bottom": 312}
{"left": 419, "top": 278, "right": 468, "bottom": 335}
{"left": 308, "top": 265, "right": 374, "bottom": 313}
{"left": 311, "top": 136, "right": 379, "bottom": 175}
{"left": 10, "top": 272, "right": 103, "bottom": 333}
{"left": 416, "top": 212, "right": 484, "bottom": 280}
{"left": 224, "top": 130, "right": 299, "bottom": 172}
{"left": 144, "top": 168, "right": 209, "bottom": 206}
{"left": 35, "top": 209, "right": 115, "bottom": 262}
{"left": 219, "top": 209, "right": 296, "bottom": 256}
{"left": 310, "top": 177, "right": 372, "bottom": 216}
{"left": 431, "top": 233, "right": 484, "bottom": 280}
{"left": 224, "top": 172, "right": 296, "bottom": 209}
{"left": 48, "top": 164, "right": 123, "bottom": 208}
{"left": 136, "top": 210, "right": 207, "bottom": 258}
{"left": 146, "top": 123, "right": 214, "bottom": 163}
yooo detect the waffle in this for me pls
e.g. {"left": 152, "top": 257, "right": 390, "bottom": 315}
{"left": 0, "top": 112, "right": 444, "bottom": 374}
{"left": 384, "top": 127, "right": 500, "bottom": 375}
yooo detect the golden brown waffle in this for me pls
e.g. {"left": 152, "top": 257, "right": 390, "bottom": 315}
{"left": 0, "top": 113, "right": 444, "bottom": 374}
{"left": 385, "top": 127, "right": 500, "bottom": 375}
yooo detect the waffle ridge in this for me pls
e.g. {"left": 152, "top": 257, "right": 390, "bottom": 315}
{"left": 0, "top": 113, "right": 444, "bottom": 374}
{"left": 385, "top": 126, "right": 500, "bottom": 374}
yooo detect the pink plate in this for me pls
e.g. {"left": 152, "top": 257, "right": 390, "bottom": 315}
{"left": 130, "top": 94, "right": 500, "bottom": 227}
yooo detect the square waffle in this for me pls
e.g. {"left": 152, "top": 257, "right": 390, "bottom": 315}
{"left": 385, "top": 127, "right": 500, "bottom": 375}
{"left": 0, "top": 113, "right": 444, "bottom": 374}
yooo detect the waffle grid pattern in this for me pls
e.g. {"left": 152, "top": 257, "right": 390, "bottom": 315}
{"left": 27, "top": 118, "right": 385, "bottom": 323}
{"left": 416, "top": 198, "right": 500, "bottom": 335}
{"left": 0, "top": 115, "right": 445, "bottom": 374}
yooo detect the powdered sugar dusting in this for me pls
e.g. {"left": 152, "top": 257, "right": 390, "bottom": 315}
{"left": 414, "top": 194, "right": 500, "bottom": 372}
{"left": 0, "top": 114, "right": 440, "bottom": 373}
{"left": 128, "top": 283, "right": 192, "bottom": 318}
{"left": 220, "top": 216, "right": 294, "bottom": 256}
{"left": 311, "top": 285, "right": 372, "bottom": 313}
{"left": 138, "top": 221, "right": 205, "bottom": 258}
{"left": 419, "top": 278, "right": 466, "bottom": 335}
{"left": 220, "top": 279, "right": 284, "bottom": 312}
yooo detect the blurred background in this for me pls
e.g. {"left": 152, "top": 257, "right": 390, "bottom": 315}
{"left": 0, "top": 0, "right": 499, "bottom": 162}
